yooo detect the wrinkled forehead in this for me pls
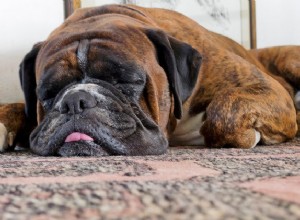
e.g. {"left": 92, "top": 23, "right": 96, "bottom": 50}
{"left": 36, "top": 38, "right": 148, "bottom": 98}
{"left": 35, "top": 17, "right": 153, "bottom": 80}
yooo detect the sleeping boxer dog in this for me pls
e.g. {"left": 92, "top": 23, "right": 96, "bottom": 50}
{"left": 0, "top": 4, "right": 299, "bottom": 156}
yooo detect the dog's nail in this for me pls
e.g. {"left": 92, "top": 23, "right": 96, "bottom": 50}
{"left": 7, "top": 132, "right": 15, "bottom": 146}
{"left": 0, "top": 123, "right": 8, "bottom": 151}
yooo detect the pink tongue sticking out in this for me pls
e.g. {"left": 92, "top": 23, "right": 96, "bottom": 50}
{"left": 65, "top": 132, "right": 94, "bottom": 143}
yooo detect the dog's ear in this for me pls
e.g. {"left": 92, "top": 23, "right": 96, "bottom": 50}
{"left": 19, "top": 42, "right": 43, "bottom": 125}
{"left": 146, "top": 30, "right": 202, "bottom": 119}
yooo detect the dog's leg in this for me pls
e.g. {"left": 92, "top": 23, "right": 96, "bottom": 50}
{"left": 251, "top": 46, "right": 300, "bottom": 134}
{"left": 251, "top": 46, "right": 300, "bottom": 94}
{"left": 0, "top": 103, "right": 26, "bottom": 152}
{"left": 201, "top": 85, "right": 297, "bottom": 149}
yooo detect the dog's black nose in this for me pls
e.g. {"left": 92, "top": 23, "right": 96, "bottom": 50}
{"left": 60, "top": 91, "right": 97, "bottom": 114}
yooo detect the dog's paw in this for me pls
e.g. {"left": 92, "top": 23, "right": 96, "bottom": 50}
{"left": 0, "top": 123, "right": 8, "bottom": 152}
{"left": 0, "top": 123, "right": 15, "bottom": 152}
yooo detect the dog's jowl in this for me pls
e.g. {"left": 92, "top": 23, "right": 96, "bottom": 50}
{"left": 0, "top": 4, "right": 299, "bottom": 156}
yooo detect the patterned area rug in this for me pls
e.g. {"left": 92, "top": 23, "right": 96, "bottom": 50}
{"left": 0, "top": 139, "right": 300, "bottom": 220}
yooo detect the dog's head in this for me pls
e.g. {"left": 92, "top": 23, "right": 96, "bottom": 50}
{"left": 19, "top": 5, "right": 202, "bottom": 156}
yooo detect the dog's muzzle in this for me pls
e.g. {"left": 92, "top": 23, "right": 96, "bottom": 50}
{"left": 30, "top": 81, "right": 168, "bottom": 156}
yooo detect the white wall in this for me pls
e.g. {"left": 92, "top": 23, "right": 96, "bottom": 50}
{"left": 256, "top": 0, "right": 300, "bottom": 48}
{"left": 0, "top": 0, "right": 64, "bottom": 103}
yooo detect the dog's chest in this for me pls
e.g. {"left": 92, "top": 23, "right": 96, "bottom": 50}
{"left": 169, "top": 112, "right": 205, "bottom": 146}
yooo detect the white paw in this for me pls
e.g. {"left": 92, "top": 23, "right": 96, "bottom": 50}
{"left": 250, "top": 130, "right": 261, "bottom": 149}
{"left": 0, "top": 123, "right": 8, "bottom": 152}
{"left": 294, "top": 91, "right": 300, "bottom": 110}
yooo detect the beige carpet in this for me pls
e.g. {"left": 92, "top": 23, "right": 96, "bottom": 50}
{"left": 0, "top": 139, "right": 300, "bottom": 219}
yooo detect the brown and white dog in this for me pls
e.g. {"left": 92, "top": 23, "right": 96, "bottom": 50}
{"left": 0, "top": 4, "right": 299, "bottom": 156}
